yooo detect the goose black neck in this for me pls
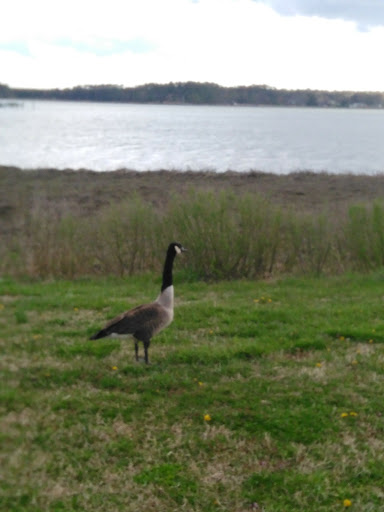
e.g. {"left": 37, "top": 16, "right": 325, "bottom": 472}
{"left": 161, "top": 247, "right": 176, "bottom": 292}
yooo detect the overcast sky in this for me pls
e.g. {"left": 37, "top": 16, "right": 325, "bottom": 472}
{"left": 1, "top": 0, "right": 384, "bottom": 91}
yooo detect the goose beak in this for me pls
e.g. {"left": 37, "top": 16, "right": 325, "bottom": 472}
{"left": 181, "top": 246, "right": 187, "bottom": 252}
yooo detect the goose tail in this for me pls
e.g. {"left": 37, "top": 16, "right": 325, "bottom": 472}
{"left": 89, "top": 329, "right": 108, "bottom": 340}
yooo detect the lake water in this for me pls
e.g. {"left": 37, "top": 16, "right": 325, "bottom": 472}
{"left": 1, "top": 100, "right": 384, "bottom": 174}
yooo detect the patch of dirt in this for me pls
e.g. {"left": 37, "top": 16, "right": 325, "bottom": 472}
{"left": 2, "top": 165, "right": 384, "bottom": 235}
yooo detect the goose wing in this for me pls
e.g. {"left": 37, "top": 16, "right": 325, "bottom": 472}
{"left": 90, "top": 302, "right": 168, "bottom": 340}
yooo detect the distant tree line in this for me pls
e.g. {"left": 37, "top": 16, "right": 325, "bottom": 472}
{"left": 1, "top": 81, "right": 383, "bottom": 108}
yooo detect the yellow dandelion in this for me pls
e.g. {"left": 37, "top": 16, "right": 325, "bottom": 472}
{"left": 343, "top": 499, "right": 352, "bottom": 507}
{"left": 316, "top": 362, "right": 323, "bottom": 368}
{"left": 0, "top": 304, "right": 4, "bottom": 310}
{"left": 268, "top": 298, "right": 272, "bottom": 303}
{"left": 351, "top": 360, "right": 358, "bottom": 365}
{"left": 198, "top": 381, "right": 204, "bottom": 387}
{"left": 369, "top": 339, "right": 373, "bottom": 344}
{"left": 209, "top": 329, "right": 214, "bottom": 334}
{"left": 73, "top": 307, "right": 79, "bottom": 312}
{"left": 339, "top": 336, "right": 345, "bottom": 341}
{"left": 341, "top": 412, "right": 349, "bottom": 418}
{"left": 204, "top": 414, "right": 212, "bottom": 422}
{"left": 254, "top": 299, "right": 259, "bottom": 303}
{"left": 349, "top": 412, "right": 358, "bottom": 417}
{"left": 111, "top": 366, "right": 118, "bottom": 371}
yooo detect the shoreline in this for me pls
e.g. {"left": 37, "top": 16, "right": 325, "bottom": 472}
{"left": 2, "top": 165, "right": 384, "bottom": 224}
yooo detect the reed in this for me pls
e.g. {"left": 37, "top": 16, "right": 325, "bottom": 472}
{"left": 164, "top": 190, "right": 282, "bottom": 279}
{"left": 87, "top": 198, "right": 159, "bottom": 276}
{"left": 343, "top": 202, "right": 384, "bottom": 271}
{"left": 2, "top": 190, "right": 384, "bottom": 279}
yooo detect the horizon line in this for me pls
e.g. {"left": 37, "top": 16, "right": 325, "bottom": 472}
{"left": 2, "top": 81, "right": 384, "bottom": 95}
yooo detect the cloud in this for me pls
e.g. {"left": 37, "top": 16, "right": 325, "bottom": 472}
{"left": 256, "top": 0, "right": 384, "bottom": 29}
{"left": 1, "top": 0, "right": 384, "bottom": 91}
{"left": 0, "top": 0, "right": 174, "bottom": 42}
{"left": 0, "top": 41, "right": 31, "bottom": 56}
{"left": 54, "top": 38, "right": 157, "bottom": 56}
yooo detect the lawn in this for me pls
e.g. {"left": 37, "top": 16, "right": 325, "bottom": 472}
{"left": 1, "top": 273, "right": 384, "bottom": 511}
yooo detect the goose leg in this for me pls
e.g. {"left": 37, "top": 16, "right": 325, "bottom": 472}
{"left": 144, "top": 340, "right": 151, "bottom": 365}
{"left": 134, "top": 339, "right": 139, "bottom": 362}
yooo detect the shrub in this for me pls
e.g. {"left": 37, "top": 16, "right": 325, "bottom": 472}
{"left": 87, "top": 198, "right": 159, "bottom": 276}
{"left": 284, "top": 212, "right": 335, "bottom": 276}
{"left": 4, "top": 189, "right": 384, "bottom": 280}
{"left": 344, "top": 201, "right": 384, "bottom": 271}
{"left": 165, "top": 190, "right": 282, "bottom": 279}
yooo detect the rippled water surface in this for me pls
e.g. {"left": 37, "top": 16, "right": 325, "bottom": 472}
{"left": 1, "top": 100, "right": 384, "bottom": 173}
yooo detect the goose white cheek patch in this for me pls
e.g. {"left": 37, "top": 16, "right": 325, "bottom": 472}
{"left": 175, "top": 246, "right": 182, "bottom": 254}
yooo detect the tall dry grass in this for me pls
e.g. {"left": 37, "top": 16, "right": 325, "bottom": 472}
{"left": 343, "top": 202, "right": 384, "bottom": 271}
{"left": 166, "top": 191, "right": 282, "bottom": 279}
{"left": 2, "top": 190, "right": 384, "bottom": 279}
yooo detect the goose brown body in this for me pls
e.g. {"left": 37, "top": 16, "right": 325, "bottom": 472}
{"left": 89, "top": 242, "right": 186, "bottom": 363}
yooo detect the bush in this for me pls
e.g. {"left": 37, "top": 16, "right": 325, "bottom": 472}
{"left": 164, "top": 190, "right": 282, "bottom": 279}
{"left": 87, "top": 198, "right": 159, "bottom": 276}
{"left": 284, "top": 212, "right": 335, "bottom": 276}
{"left": 3, "top": 190, "right": 384, "bottom": 279}
{"left": 344, "top": 202, "right": 384, "bottom": 271}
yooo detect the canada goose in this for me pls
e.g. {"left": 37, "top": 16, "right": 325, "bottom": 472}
{"left": 89, "top": 242, "right": 186, "bottom": 364}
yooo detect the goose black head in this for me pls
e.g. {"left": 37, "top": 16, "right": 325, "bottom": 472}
{"left": 168, "top": 242, "right": 187, "bottom": 256}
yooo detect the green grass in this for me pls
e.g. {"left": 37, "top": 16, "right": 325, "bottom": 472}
{"left": 1, "top": 273, "right": 384, "bottom": 511}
